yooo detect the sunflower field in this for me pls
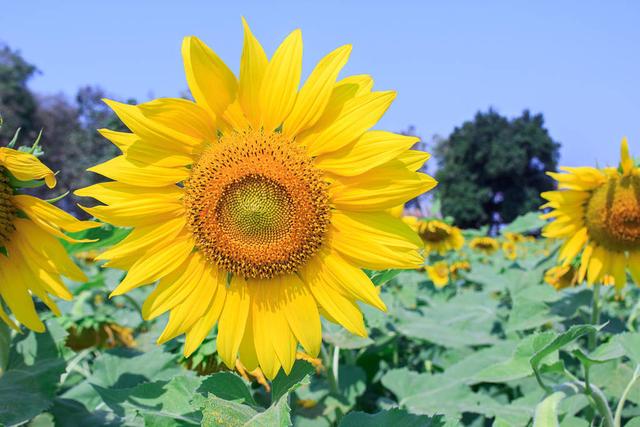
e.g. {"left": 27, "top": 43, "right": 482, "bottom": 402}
{"left": 1, "top": 19, "right": 640, "bottom": 427}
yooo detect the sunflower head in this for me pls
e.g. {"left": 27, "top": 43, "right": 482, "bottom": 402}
{"left": 544, "top": 265, "right": 579, "bottom": 290}
{"left": 542, "top": 138, "right": 640, "bottom": 290}
{"left": 469, "top": 236, "right": 499, "bottom": 255}
{"left": 184, "top": 129, "right": 330, "bottom": 279}
{"left": 79, "top": 20, "right": 436, "bottom": 379}
{"left": 0, "top": 145, "right": 99, "bottom": 332}
{"left": 449, "top": 260, "right": 471, "bottom": 280}
{"left": 426, "top": 261, "right": 450, "bottom": 288}
{"left": 403, "top": 217, "right": 464, "bottom": 255}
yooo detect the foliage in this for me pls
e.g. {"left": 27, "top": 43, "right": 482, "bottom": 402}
{"left": 435, "top": 109, "right": 560, "bottom": 229}
{"left": 0, "top": 212, "right": 638, "bottom": 426}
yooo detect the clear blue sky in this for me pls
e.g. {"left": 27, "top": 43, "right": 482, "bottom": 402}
{"left": 2, "top": 1, "right": 639, "bottom": 167}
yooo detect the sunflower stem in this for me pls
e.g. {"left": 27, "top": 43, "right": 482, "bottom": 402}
{"left": 613, "top": 364, "right": 640, "bottom": 427}
{"left": 321, "top": 344, "right": 339, "bottom": 395}
{"left": 0, "top": 321, "right": 10, "bottom": 378}
{"left": 589, "top": 283, "right": 602, "bottom": 351}
{"left": 332, "top": 346, "right": 340, "bottom": 392}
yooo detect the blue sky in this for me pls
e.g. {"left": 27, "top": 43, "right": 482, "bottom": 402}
{"left": 2, "top": 1, "right": 639, "bottom": 167}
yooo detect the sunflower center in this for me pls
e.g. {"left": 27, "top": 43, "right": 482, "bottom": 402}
{"left": 420, "top": 222, "right": 451, "bottom": 242}
{"left": 216, "top": 175, "right": 292, "bottom": 245}
{"left": 585, "top": 175, "right": 640, "bottom": 251}
{"left": 184, "top": 129, "right": 330, "bottom": 279}
{"left": 0, "top": 169, "right": 16, "bottom": 247}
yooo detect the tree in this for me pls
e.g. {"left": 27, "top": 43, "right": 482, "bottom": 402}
{"left": 435, "top": 109, "right": 560, "bottom": 231}
{"left": 0, "top": 43, "right": 39, "bottom": 142}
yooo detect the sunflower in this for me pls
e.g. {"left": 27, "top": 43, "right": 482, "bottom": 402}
{"left": 0, "top": 147, "right": 99, "bottom": 332}
{"left": 78, "top": 21, "right": 436, "bottom": 379}
{"left": 504, "top": 232, "right": 533, "bottom": 244}
{"left": 449, "top": 260, "right": 471, "bottom": 280}
{"left": 426, "top": 261, "right": 450, "bottom": 288}
{"left": 469, "top": 236, "right": 499, "bottom": 255}
{"left": 541, "top": 138, "right": 640, "bottom": 291}
{"left": 544, "top": 265, "right": 579, "bottom": 290}
{"left": 403, "top": 217, "right": 464, "bottom": 255}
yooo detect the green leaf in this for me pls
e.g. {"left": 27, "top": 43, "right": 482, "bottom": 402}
{"left": 0, "top": 321, "right": 68, "bottom": 426}
{"left": 245, "top": 394, "right": 291, "bottom": 427}
{"left": 199, "top": 372, "right": 256, "bottom": 405}
{"left": 197, "top": 395, "right": 259, "bottom": 427}
{"left": 530, "top": 325, "right": 599, "bottom": 371}
{"left": 617, "top": 332, "right": 640, "bottom": 365}
{"left": 61, "top": 224, "right": 131, "bottom": 254}
{"left": 474, "top": 332, "right": 556, "bottom": 383}
{"left": 322, "top": 321, "right": 374, "bottom": 350}
{"left": 339, "top": 409, "right": 446, "bottom": 427}
{"left": 395, "top": 292, "right": 499, "bottom": 348}
{"left": 197, "top": 391, "right": 294, "bottom": 427}
{"left": 501, "top": 212, "right": 546, "bottom": 234}
{"left": 271, "top": 361, "right": 314, "bottom": 403}
{"left": 533, "top": 391, "right": 565, "bottom": 427}
{"left": 572, "top": 338, "right": 625, "bottom": 368}
{"left": 92, "top": 376, "right": 203, "bottom": 425}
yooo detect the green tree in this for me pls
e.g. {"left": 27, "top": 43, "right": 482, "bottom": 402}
{"left": 0, "top": 43, "right": 39, "bottom": 142}
{"left": 435, "top": 109, "right": 559, "bottom": 231}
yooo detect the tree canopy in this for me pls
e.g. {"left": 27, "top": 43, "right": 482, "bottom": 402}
{"left": 435, "top": 109, "right": 560, "bottom": 230}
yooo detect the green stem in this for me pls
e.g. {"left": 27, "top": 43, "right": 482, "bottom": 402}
{"left": 589, "top": 283, "right": 602, "bottom": 351}
{"left": 332, "top": 346, "right": 340, "bottom": 391}
{"left": 0, "top": 321, "right": 10, "bottom": 378}
{"left": 556, "top": 381, "right": 614, "bottom": 427}
{"left": 320, "top": 344, "right": 339, "bottom": 395}
{"left": 613, "top": 365, "right": 640, "bottom": 427}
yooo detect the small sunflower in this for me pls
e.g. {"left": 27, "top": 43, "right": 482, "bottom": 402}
{"left": 449, "top": 260, "right": 471, "bottom": 280}
{"left": 426, "top": 261, "right": 450, "bottom": 288}
{"left": 504, "top": 232, "right": 533, "bottom": 244}
{"left": 403, "top": 217, "right": 464, "bottom": 255}
{"left": 469, "top": 236, "right": 500, "bottom": 255}
{"left": 0, "top": 147, "right": 99, "bottom": 332}
{"left": 544, "top": 265, "right": 579, "bottom": 290}
{"left": 541, "top": 138, "right": 640, "bottom": 291}
{"left": 79, "top": 21, "right": 436, "bottom": 379}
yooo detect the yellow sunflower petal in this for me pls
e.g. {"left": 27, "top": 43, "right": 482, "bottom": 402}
{"left": 329, "top": 164, "right": 437, "bottom": 212}
{"left": 301, "top": 262, "right": 367, "bottom": 337}
{"left": 88, "top": 156, "right": 189, "bottom": 187}
{"left": 110, "top": 233, "right": 194, "bottom": 296}
{"left": 330, "top": 210, "right": 422, "bottom": 270}
{"left": 315, "top": 131, "right": 419, "bottom": 177}
{"left": 628, "top": 251, "right": 640, "bottom": 285}
{"left": 217, "top": 276, "right": 251, "bottom": 369}
{"left": 0, "top": 147, "right": 56, "bottom": 188}
{"left": 0, "top": 256, "right": 45, "bottom": 332}
{"left": 610, "top": 252, "right": 627, "bottom": 290}
{"left": 259, "top": 29, "right": 303, "bottom": 131}
{"left": 620, "top": 137, "right": 634, "bottom": 176}
{"left": 282, "top": 276, "right": 321, "bottom": 358}
{"left": 239, "top": 17, "right": 268, "bottom": 127}
{"left": 104, "top": 99, "right": 211, "bottom": 156}
{"left": 182, "top": 36, "right": 237, "bottom": 118}
{"left": 13, "top": 219, "right": 87, "bottom": 282}
{"left": 283, "top": 44, "right": 351, "bottom": 137}
{"left": 184, "top": 268, "right": 227, "bottom": 357}
{"left": 80, "top": 196, "right": 184, "bottom": 227}
{"left": 587, "top": 245, "right": 608, "bottom": 285}
{"left": 314, "top": 248, "right": 386, "bottom": 311}
{"left": 302, "top": 91, "right": 396, "bottom": 157}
